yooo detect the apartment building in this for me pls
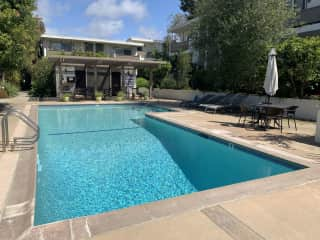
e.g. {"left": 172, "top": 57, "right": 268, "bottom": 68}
{"left": 41, "top": 34, "right": 164, "bottom": 97}
{"left": 127, "top": 37, "right": 163, "bottom": 58}
{"left": 295, "top": 0, "right": 320, "bottom": 36}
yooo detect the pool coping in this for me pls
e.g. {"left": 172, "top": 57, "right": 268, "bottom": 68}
{"left": 2, "top": 102, "right": 320, "bottom": 239}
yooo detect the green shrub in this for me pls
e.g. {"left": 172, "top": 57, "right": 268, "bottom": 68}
{"left": 30, "top": 59, "right": 56, "bottom": 97}
{"left": 160, "top": 76, "right": 177, "bottom": 89}
{"left": 136, "top": 77, "right": 149, "bottom": 88}
{"left": 117, "top": 91, "right": 125, "bottom": 98}
{"left": 95, "top": 91, "right": 103, "bottom": 98}
{"left": 115, "top": 91, "right": 125, "bottom": 101}
{"left": 1, "top": 82, "right": 19, "bottom": 97}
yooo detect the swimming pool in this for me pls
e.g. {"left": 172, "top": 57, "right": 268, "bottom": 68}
{"left": 35, "top": 104, "right": 303, "bottom": 225}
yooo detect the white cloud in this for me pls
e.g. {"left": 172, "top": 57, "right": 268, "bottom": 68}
{"left": 138, "top": 26, "right": 162, "bottom": 40}
{"left": 36, "top": 0, "right": 69, "bottom": 23}
{"left": 86, "top": 0, "right": 147, "bottom": 20}
{"left": 87, "top": 19, "right": 124, "bottom": 38}
{"left": 45, "top": 27, "right": 60, "bottom": 35}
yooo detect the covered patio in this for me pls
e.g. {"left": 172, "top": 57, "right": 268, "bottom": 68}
{"left": 48, "top": 55, "right": 166, "bottom": 99}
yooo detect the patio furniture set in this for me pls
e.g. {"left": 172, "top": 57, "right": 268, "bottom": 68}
{"left": 180, "top": 94, "right": 298, "bottom": 132}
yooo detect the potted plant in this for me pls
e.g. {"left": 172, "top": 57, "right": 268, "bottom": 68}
{"left": 62, "top": 93, "right": 71, "bottom": 102}
{"left": 116, "top": 91, "right": 125, "bottom": 101}
{"left": 95, "top": 91, "right": 103, "bottom": 101}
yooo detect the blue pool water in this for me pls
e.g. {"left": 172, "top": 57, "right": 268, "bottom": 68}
{"left": 35, "top": 104, "right": 303, "bottom": 225}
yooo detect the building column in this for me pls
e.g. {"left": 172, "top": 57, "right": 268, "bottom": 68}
{"left": 85, "top": 65, "right": 88, "bottom": 88}
{"left": 121, "top": 66, "right": 124, "bottom": 89}
{"left": 55, "top": 65, "right": 61, "bottom": 97}
{"left": 109, "top": 66, "right": 112, "bottom": 96}
{"left": 94, "top": 66, "right": 97, "bottom": 91}
{"left": 149, "top": 70, "right": 153, "bottom": 99}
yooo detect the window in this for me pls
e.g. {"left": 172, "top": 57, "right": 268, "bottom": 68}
{"left": 137, "top": 46, "right": 143, "bottom": 51}
{"left": 124, "top": 49, "right": 132, "bottom": 56}
{"left": 49, "top": 41, "right": 62, "bottom": 51}
{"left": 62, "top": 42, "right": 72, "bottom": 52}
{"left": 115, "top": 48, "right": 123, "bottom": 55}
{"left": 85, "top": 42, "right": 94, "bottom": 52}
{"left": 96, "top": 43, "right": 104, "bottom": 53}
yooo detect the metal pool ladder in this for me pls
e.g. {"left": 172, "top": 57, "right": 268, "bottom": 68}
{"left": 1, "top": 109, "right": 40, "bottom": 152}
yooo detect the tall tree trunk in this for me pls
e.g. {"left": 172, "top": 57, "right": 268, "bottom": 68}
{"left": 2, "top": 72, "right": 5, "bottom": 84}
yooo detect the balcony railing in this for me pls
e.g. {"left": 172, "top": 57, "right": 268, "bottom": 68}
{"left": 46, "top": 50, "right": 137, "bottom": 58}
{"left": 170, "top": 41, "right": 190, "bottom": 53}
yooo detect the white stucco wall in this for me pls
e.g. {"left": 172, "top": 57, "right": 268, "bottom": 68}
{"left": 153, "top": 88, "right": 320, "bottom": 121}
{"left": 316, "top": 111, "right": 320, "bottom": 143}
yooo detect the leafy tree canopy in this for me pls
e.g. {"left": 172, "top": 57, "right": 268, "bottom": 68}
{"left": 180, "top": 0, "right": 197, "bottom": 18}
{"left": 194, "top": 0, "right": 295, "bottom": 93}
{"left": 0, "top": 0, "right": 40, "bottom": 79}
{"left": 277, "top": 37, "right": 320, "bottom": 98}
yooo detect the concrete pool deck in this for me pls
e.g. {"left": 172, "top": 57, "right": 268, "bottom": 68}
{"left": 0, "top": 93, "right": 320, "bottom": 240}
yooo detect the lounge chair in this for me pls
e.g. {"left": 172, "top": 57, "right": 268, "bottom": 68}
{"left": 184, "top": 94, "right": 215, "bottom": 108}
{"left": 203, "top": 94, "right": 247, "bottom": 113}
{"left": 200, "top": 93, "right": 234, "bottom": 111}
{"left": 180, "top": 95, "right": 199, "bottom": 107}
{"left": 198, "top": 95, "right": 226, "bottom": 109}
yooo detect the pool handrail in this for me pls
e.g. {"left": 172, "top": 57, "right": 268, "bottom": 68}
{"left": 1, "top": 108, "right": 40, "bottom": 152}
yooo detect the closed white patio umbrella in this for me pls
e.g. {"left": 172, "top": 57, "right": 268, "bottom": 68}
{"left": 264, "top": 48, "right": 278, "bottom": 103}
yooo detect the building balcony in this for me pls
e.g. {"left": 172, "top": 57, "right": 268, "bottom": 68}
{"left": 299, "top": 5, "right": 320, "bottom": 25}
{"left": 170, "top": 41, "right": 190, "bottom": 53}
{"left": 46, "top": 50, "right": 139, "bottom": 59}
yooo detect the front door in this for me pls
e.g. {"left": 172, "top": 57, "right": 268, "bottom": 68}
{"left": 111, "top": 72, "right": 121, "bottom": 96}
{"left": 75, "top": 70, "right": 86, "bottom": 89}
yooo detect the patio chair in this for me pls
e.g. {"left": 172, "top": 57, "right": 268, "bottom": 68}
{"left": 238, "top": 104, "right": 255, "bottom": 126}
{"left": 103, "top": 88, "right": 112, "bottom": 99}
{"left": 260, "top": 107, "right": 284, "bottom": 132}
{"left": 86, "top": 87, "right": 95, "bottom": 100}
{"left": 73, "top": 88, "right": 87, "bottom": 101}
{"left": 285, "top": 106, "right": 298, "bottom": 130}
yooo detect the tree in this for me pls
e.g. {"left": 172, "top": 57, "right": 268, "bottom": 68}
{"left": 175, "top": 52, "right": 192, "bottom": 89}
{"left": 30, "top": 58, "right": 56, "bottom": 97}
{"left": 277, "top": 37, "right": 320, "bottom": 98}
{"left": 180, "top": 0, "right": 197, "bottom": 18}
{"left": 0, "top": 0, "right": 40, "bottom": 83}
{"left": 194, "top": 0, "right": 295, "bottom": 93}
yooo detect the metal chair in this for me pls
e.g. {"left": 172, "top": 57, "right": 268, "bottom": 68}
{"left": 262, "top": 107, "right": 284, "bottom": 132}
{"left": 285, "top": 106, "right": 298, "bottom": 130}
{"left": 238, "top": 104, "right": 251, "bottom": 126}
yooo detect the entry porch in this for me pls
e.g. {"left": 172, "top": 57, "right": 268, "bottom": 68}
{"left": 48, "top": 55, "right": 165, "bottom": 99}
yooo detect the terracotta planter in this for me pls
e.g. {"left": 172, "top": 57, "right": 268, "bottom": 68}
{"left": 96, "top": 96, "right": 102, "bottom": 102}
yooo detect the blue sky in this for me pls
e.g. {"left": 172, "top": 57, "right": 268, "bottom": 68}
{"left": 35, "top": 0, "right": 181, "bottom": 40}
